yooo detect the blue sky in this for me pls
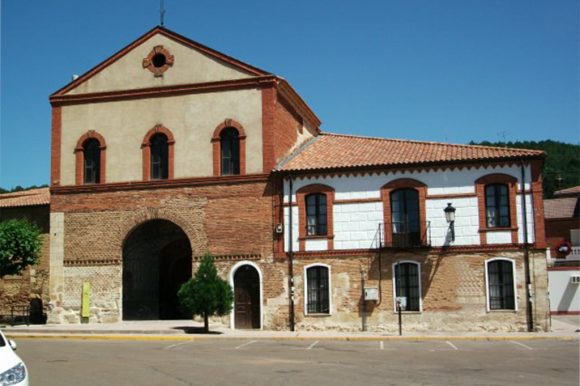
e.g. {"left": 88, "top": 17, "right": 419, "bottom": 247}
{"left": 1, "top": 0, "right": 578, "bottom": 189}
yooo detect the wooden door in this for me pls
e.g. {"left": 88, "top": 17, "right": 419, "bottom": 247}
{"left": 234, "top": 265, "right": 260, "bottom": 329}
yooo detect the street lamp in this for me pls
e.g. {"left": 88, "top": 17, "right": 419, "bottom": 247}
{"left": 444, "top": 203, "right": 456, "bottom": 241}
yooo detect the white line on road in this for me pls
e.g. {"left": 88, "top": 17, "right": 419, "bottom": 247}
{"left": 307, "top": 341, "right": 319, "bottom": 350}
{"left": 163, "top": 340, "right": 194, "bottom": 350}
{"left": 446, "top": 341, "right": 458, "bottom": 350}
{"left": 510, "top": 340, "right": 533, "bottom": 350}
{"left": 380, "top": 341, "right": 384, "bottom": 350}
{"left": 235, "top": 340, "right": 257, "bottom": 350}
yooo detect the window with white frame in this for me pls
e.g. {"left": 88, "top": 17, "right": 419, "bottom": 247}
{"left": 393, "top": 261, "right": 421, "bottom": 311}
{"left": 305, "top": 265, "right": 330, "bottom": 314}
{"left": 486, "top": 259, "right": 516, "bottom": 310}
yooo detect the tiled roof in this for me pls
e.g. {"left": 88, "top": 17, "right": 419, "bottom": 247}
{"left": 554, "top": 186, "right": 580, "bottom": 197}
{"left": 278, "top": 133, "right": 545, "bottom": 172}
{"left": 0, "top": 188, "right": 50, "bottom": 208}
{"left": 544, "top": 197, "right": 579, "bottom": 219}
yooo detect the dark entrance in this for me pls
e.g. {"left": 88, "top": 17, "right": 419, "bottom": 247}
{"left": 234, "top": 265, "right": 260, "bottom": 329}
{"left": 122, "top": 220, "right": 192, "bottom": 320}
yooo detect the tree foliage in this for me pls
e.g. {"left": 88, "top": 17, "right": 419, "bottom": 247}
{"left": 0, "top": 219, "right": 42, "bottom": 278}
{"left": 177, "top": 253, "right": 234, "bottom": 333}
{"left": 0, "top": 184, "right": 48, "bottom": 194}
{"left": 469, "top": 140, "right": 580, "bottom": 198}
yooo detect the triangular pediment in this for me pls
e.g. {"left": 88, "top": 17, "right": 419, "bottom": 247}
{"left": 53, "top": 26, "right": 270, "bottom": 96}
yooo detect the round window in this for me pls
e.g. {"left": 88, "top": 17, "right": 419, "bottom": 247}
{"left": 152, "top": 53, "right": 167, "bottom": 68}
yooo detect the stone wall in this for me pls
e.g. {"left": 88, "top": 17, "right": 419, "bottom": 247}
{"left": 0, "top": 205, "right": 50, "bottom": 322}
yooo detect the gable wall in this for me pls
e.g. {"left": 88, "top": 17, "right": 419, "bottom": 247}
{"left": 66, "top": 34, "right": 253, "bottom": 95}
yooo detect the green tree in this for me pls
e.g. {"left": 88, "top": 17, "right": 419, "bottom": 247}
{"left": 177, "top": 253, "right": 234, "bottom": 333}
{"left": 0, "top": 219, "right": 42, "bottom": 278}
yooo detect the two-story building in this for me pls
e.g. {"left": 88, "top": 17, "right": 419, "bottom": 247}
{"left": 47, "top": 26, "right": 550, "bottom": 332}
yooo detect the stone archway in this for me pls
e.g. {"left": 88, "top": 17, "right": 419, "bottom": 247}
{"left": 122, "top": 219, "right": 192, "bottom": 320}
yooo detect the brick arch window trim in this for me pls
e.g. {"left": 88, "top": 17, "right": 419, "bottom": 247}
{"left": 212, "top": 119, "right": 247, "bottom": 176}
{"left": 296, "top": 184, "right": 335, "bottom": 251}
{"left": 141, "top": 124, "right": 175, "bottom": 181}
{"left": 74, "top": 130, "right": 107, "bottom": 185}
{"left": 475, "top": 174, "right": 518, "bottom": 245}
{"left": 380, "top": 179, "right": 427, "bottom": 248}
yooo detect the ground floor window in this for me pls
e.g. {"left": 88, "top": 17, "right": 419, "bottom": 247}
{"left": 486, "top": 259, "right": 516, "bottom": 310}
{"left": 393, "top": 261, "right": 421, "bottom": 311}
{"left": 305, "top": 264, "right": 330, "bottom": 314}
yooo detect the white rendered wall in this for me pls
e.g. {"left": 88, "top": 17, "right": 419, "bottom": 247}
{"left": 282, "top": 164, "right": 535, "bottom": 252}
{"left": 548, "top": 270, "right": 580, "bottom": 313}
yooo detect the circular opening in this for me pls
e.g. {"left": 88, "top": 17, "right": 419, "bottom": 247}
{"left": 152, "top": 53, "right": 167, "bottom": 68}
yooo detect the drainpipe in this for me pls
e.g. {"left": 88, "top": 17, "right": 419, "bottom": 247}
{"left": 521, "top": 161, "right": 534, "bottom": 332}
{"left": 287, "top": 175, "right": 296, "bottom": 331}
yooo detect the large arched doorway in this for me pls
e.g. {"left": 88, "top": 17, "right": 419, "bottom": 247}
{"left": 232, "top": 264, "right": 261, "bottom": 329}
{"left": 122, "top": 219, "right": 192, "bottom": 320}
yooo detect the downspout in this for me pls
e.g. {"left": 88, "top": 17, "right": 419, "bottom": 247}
{"left": 521, "top": 161, "right": 534, "bottom": 332}
{"left": 287, "top": 175, "right": 296, "bottom": 331}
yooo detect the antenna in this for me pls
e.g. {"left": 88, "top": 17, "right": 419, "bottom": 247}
{"left": 160, "top": 0, "right": 166, "bottom": 26}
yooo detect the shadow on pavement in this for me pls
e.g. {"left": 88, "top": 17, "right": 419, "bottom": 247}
{"left": 172, "top": 326, "right": 223, "bottom": 335}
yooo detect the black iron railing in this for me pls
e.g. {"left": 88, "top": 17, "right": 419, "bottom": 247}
{"left": 377, "top": 221, "right": 431, "bottom": 248}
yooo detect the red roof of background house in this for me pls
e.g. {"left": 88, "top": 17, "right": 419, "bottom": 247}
{"left": 0, "top": 188, "right": 50, "bottom": 208}
{"left": 554, "top": 186, "right": 580, "bottom": 197}
{"left": 544, "top": 197, "right": 579, "bottom": 219}
{"left": 278, "top": 133, "right": 545, "bottom": 172}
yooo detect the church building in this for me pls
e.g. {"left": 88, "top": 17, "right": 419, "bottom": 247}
{"left": 47, "top": 26, "right": 550, "bottom": 332}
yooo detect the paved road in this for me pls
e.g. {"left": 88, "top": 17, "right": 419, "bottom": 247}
{"left": 14, "top": 338, "right": 579, "bottom": 386}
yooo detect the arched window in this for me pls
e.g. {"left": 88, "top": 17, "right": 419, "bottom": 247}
{"left": 75, "top": 130, "right": 106, "bottom": 185}
{"left": 393, "top": 261, "right": 421, "bottom": 312}
{"left": 150, "top": 133, "right": 169, "bottom": 180}
{"left": 305, "top": 264, "right": 330, "bottom": 314}
{"left": 390, "top": 188, "right": 420, "bottom": 247}
{"left": 485, "top": 184, "right": 510, "bottom": 228}
{"left": 485, "top": 259, "right": 516, "bottom": 310}
{"left": 220, "top": 128, "right": 240, "bottom": 175}
{"left": 306, "top": 193, "right": 327, "bottom": 236}
{"left": 381, "top": 179, "right": 427, "bottom": 248}
{"left": 83, "top": 139, "right": 101, "bottom": 184}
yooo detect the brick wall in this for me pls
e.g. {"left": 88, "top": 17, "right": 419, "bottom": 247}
{"left": 0, "top": 205, "right": 50, "bottom": 321}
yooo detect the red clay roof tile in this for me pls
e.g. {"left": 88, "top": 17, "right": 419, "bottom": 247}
{"left": 278, "top": 133, "right": 545, "bottom": 172}
{"left": 0, "top": 188, "right": 50, "bottom": 208}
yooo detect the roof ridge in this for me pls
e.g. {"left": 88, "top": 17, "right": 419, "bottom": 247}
{"left": 0, "top": 187, "right": 49, "bottom": 198}
{"left": 275, "top": 136, "right": 320, "bottom": 171}
{"left": 321, "top": 132, "right": 544, "bottom": 154}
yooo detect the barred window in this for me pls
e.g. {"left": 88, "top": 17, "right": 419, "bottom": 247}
{"left": 393, "top": 262, "right": 421, "bottom": 311}
{"left": 306, "top": 194, "right": 327, "bottom": 236}
{"left": 306, "top": 265, "right": 330, "bottom": 314}
{"left": 485, "top": 184, "right": 510, "bottom": 228}
{"left": 150, "top": 133, "right": 168, "bottom": 180}
{"left": 83, "top": 139, "right": 100, "bottom": 184}
{"left": 487, "top": 260, "right": 515, "bottom": 310}
{"left": 220, "top": 128, "right": 240, "bottom": 176}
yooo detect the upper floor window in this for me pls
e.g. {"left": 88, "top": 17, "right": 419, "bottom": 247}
{"left": 142, "top": 125, "right": 174, "bottom": 181}
{"left": 393, "top": 261, "right": 421, "bottom": 312}
{"left": 390, "top": 188, "right": 420, "bottom": 247}
{"left": 75, "top": 130, "right": 106, "bottom": 185}
{"left": 220, "top": 128, "right": 240, "bottom": 176}
{"left": 306, "top": 193, "right": 327, "bottom": 236}
{"left": 485, "top": 184, "right": 510, "bottom": 228}
{"left": 305, "top": 265, "right": 330, "bottom": 314}
{"left": 150, "top": 133, "right": 169, "bottom": 180}
{"left": 83, "top": 139, "right": 101, "bottom": 184}
{"left": 486, "top": 259, "right": 516, "bottom": 311}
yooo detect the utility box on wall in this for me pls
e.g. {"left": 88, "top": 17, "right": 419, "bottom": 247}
{"left": 364, "top": 287, "right": 379, "bottom": 301}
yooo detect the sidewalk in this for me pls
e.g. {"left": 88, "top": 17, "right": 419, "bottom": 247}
{"left": 2, "top": 316, "right": 578, "bottom": 341}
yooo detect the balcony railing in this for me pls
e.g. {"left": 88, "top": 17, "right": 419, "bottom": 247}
{"left": 377, "top": 221, "right": 431, "bottom": 248}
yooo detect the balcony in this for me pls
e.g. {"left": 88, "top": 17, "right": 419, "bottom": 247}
{"left": 377, "top": 221, "right": 431, "bottom": 249}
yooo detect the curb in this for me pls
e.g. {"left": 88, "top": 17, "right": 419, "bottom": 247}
{"left": 4, "top": 333, "right": 575, "bottom": 342}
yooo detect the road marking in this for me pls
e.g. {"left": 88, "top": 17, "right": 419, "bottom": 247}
{"left": 446, "top": 341, "right": 458, "bottom": 350}
{"left": 510, "top": 340, "right": 533, "bottom": 350}
{"left": 235, "top": 340, "right": 257, "bottom": 350}
{"left": 163, "top": 340, "right": 193, "bottom": 350}
{"left": 380, "top": 341, "right": 384, "bottom": 350}
{"left": 307, "top": 341, "right": 319, "bottom": 350}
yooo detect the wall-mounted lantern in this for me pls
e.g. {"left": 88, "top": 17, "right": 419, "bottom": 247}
{"left": 444, "top": 202, "right": 456, "bottom": 241}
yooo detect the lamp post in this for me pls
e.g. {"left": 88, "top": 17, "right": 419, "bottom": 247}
{"left": 444, "top": 203, "right": 456, "bottom": 241}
